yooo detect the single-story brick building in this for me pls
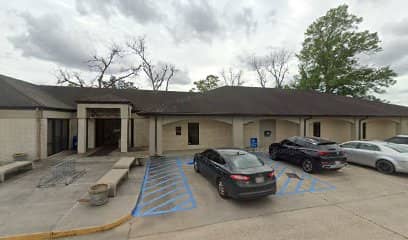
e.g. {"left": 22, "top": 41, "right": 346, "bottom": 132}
{"left": 1, "top": 74, "right": 408, "bottom": 163}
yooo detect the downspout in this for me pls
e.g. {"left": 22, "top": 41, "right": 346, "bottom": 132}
{"left": 358, "top": 117, "right": 368, "bottom": 140}
{"left": 303, "top": 117, "right": 312, "bottom": 136}
{"left": 36, "top": 108, "right": 42, "bottom": 160}
{"left": 154, "top": 116, "right": 158, "bottom": 156}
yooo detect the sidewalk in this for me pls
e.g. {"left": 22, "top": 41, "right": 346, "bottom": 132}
{"left": 0, "top": 152, "right": 143, "bottom": 237}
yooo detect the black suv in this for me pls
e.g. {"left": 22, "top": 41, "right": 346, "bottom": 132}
{"left": 269, "top": 136, "right": 347, "bottom": 173}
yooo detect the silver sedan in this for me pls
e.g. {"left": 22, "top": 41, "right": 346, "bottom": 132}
{"left": 340, "top": 141, "right": 408, "bottom": 174}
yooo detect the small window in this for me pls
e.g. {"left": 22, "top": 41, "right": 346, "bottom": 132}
{"left": 313, "top": 122, "right": 321, "bottom": 137}
{"left": 358, "top": 143, "right": 380, "bottom": 151}
{"left": 175, "top": 126, "right": 181, "bottom": 135}
{"left": 362, "top": 122, "right": 367, "bottom": 139}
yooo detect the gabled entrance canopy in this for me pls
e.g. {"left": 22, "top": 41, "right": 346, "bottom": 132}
{"left": 76, "top": 95, "right": 132, "bottom": 154}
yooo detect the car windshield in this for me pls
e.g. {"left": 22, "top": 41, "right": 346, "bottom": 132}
{"left": 219, "top": 150, "right": 263, "bottom": 169}
{"left": 384, "top": 143, "right": 408, "bottom": 153}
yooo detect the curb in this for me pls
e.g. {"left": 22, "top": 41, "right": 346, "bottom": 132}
{"left": 0, "top": 214, "right": 132, "bottom": 240}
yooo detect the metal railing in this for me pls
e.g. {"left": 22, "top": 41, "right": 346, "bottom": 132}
{"left": 37, "top": 159, "right": 86, "bottom": 188}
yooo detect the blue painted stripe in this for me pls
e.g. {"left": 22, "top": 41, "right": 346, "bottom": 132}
{"left": 276, "top": 174, "right": 292, "bottom": 195}
{"left": 293, "top": 171, "right": 306, "bottom": 193}
{"left": 149, "top": 162, "right": 174, "bottom": 170}
{"left": 276, "top": 166, "right": 287, "bottom": 179}
{"left": 146, "top": 172, "right": 180, "bottom": 183}
{"left": 131, "top": 159, "right": 151, "bottom": 216}
{"left": 144, "top": 175, "right": 182, "bottom": 190}
{"left": 140, "top": 186, "right": 185, "bottom": 208}
{"left": 148, "top": 169, "right": 180, "bottom": 179}
{"left": 309, "top": 178, "right": 318, "bottom": 192}
{"left": 176, "top": 159, "right": 197, "bottom": 209}
{"left": 143, "top": 193, "right": 188, "bottom": 215}
{"left": 149, "top": 164, "right": 177, "bottom": 174}
{"left": 143, "top": 180, "right": 183, "bottom": 197}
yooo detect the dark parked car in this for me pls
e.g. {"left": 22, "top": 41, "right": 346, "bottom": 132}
{"left": 193, "top": 148, "right": 277, "bottom": 199}
{"left": 385, "top": 135, "right": 408, "bottom": 145}
{"left": 269, "top": 136, "right": 347, "bottom": 173}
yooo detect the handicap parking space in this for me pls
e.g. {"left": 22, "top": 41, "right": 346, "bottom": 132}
{"left": 132, "top": 156, "right": 196, "bottom": 217}
{"left": 254, "top": 152, "right": 336, "bottom": 196}
{"left": 133, "top": 152, "right": 337, "bottom": 220}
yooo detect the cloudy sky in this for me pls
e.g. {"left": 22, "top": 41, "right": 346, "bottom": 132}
{"left": 1, "top": 0, "right": 408, "bottom": 105}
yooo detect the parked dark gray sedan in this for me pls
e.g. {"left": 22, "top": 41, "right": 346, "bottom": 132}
{"left": 193, "top": 148, "right": 277, "bottom": 199}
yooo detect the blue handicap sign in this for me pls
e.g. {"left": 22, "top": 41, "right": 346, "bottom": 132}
{"left": 250, "top": 138, "right": 258, "bottom": 148}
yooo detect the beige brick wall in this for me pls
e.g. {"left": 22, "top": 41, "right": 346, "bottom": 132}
{"left": 307, "top": 119, "right": 353, "bottom": 143}
{"left": 162, "top": 119, "right": 232, "bottom": 151}
{"left": 366, "top": 119, "right": 397, "bottom": 140}
{"left": 244, "top": 122, "right": 257, "bottom": 148}
{"left": 134, "top": 118, "right": 149, "bottom": 147}
{"left": 0, "top": 118, "right": 38, "bottom": 163}
{"left": 259, "top": 119, "right": 276, "bottom": 148}
{"left": 276, "top": 120, "right": 299, "bottom": 142}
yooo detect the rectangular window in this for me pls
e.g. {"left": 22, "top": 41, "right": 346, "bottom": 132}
{"left": 47, "top": 119, "right": 70, "bottom": 156}
{"left": 313, "top": 122, "right": 321, "bottom": 137}
{"left": 175, "top": 126, "right": 181, "bottom": 135}
{"left": 188, "top": 123, "right": 199, "bottom": 145}
{"left": 362, "top": 122, "right": 367, "bottom": 139}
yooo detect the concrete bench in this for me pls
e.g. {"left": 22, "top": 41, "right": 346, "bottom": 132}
{"left": 96, "top": 169, "right": 128, "bottom": 197}
{"left": 0, "top": 161, "right": 33, "bottom": 183}
{"left": 112, "top": 157, "right": 137, "bottom": 170}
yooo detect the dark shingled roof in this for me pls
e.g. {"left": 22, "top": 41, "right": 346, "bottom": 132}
{"left": 1, "top": 74, "right": 408, "bottom": 117}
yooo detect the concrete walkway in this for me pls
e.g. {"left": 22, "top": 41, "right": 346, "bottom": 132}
{"left": 0, "top": 152, "right": 144, "bottom": 237}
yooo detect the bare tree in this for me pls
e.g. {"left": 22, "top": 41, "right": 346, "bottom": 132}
{"left": 56, "top": 69, "right": 86, "bottom": 87}
{"left": 127, "top": 37, "right": 177, "bottom": 91}
{"left": 244, "top": 48, "right": 292, "bottom": 88}
{"left": 220, "top": 67, "right": 244, "bottom": 86}
{"left": 264, "top": 49, "right": 291, "bottom": 88}
{"left": 247, "top": 54, "right": 267, "bottom": 87}
{"left": 56, "top": 44, "right": 141, "bottom": 88}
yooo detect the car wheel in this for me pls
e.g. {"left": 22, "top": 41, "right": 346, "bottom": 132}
{"left": 376, "top": 160, "right": 395, "bottom": 174}
{"left": 217, "top": 179, "right": 228, "bottom": 198}
{"left": 270, "top": 149, "right": 278, "bottom": 160}
{"left": 193, "top": 160, "right": 200, "bottom": 173}
{"left": 302, "top": 159, "right": 314, "bottom": 173}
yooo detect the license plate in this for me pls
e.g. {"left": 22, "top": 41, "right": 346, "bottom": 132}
{"left": 255, "top": 176, "right": 264, "bottom": 183}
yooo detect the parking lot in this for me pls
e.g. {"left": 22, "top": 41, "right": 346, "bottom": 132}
{"left": 66, "top": 152, "right": 408, "bottom": 240}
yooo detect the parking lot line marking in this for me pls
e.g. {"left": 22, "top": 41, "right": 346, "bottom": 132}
{"left": 149, "top": 162, "right": 175, "bottom": 170}
{"left": 148, "top": 169, "right": 180, "bottom": 179}
{"left": 132, "top": 158, "right": 196, "bottom": 217}
{"left": 140, "top": 187, "right": 185, "bottom": 208}
{"left": 144, "top": 175, "right": 181, "bottom": 190}
{"left": 143, "top": 181, "right": 183, "bottom": 197}
{"left": 276, "top": 166, "right": 288, "bottom": 179}
{"left": 177, "top": 158, "right": 197, "bottom": 209}
{"left": 149, "top": 165, "right": 179, "bottom": 175}
{"left": 294, "top": 171, "right": 306, "bottom": 193}
{"left": 276, "top": 175, "right": 292, "bottom": 195}
{"left": 145, "top": 173, "right": 180, "bottom": 184}
{"left": 143, "top": 193, "right": 188, "bottom": 216}
{"left": 132, "top": 160, "right": 151, "bottom": 216}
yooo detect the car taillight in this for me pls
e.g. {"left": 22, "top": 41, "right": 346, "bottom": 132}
{"left": 267, "top": 171, "right": 275, "bottom": 178}
{"left": 230, "top": 175, "right": 250, "bottom": 181}
{"left": 319, "top": 151, "right": 329, "bottom": 156}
